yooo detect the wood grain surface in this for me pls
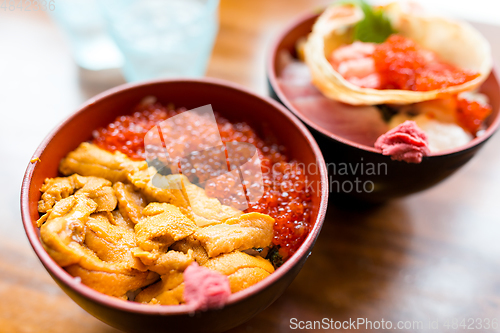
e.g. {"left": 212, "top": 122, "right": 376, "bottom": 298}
{"left": 1, "top": 1, "right": 500, "bottom": 332}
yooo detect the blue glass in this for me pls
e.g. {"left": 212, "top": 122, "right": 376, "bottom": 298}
{"left": 100, "top": 0, "right": 220, "bottom": 82}
{"left": 50, "top": 0, "right": 123, "bottom": 71}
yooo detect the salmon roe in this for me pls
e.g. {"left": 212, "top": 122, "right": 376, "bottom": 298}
{"left": 92, "top": 101, "right": 313, "bottom": 259}
{"left": 456, "top": 96, "right": 492, "bottom": 134}
{"left": 93, "top": 103, "right": 181, "bottom": 160}
{"left": 373, "top": 35, "right": 479, "bottom": 91}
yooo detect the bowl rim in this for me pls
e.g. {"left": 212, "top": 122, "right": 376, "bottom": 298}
{"left": 267, "top": 11, "right": 500, "bottom": 158}
{"left": 21, "top": 77, "right": 329, "bottom": 315}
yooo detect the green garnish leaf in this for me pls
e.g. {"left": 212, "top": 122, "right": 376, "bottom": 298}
{"left": 266, "top": 246, "right": 284, "bottom": 269}
{"left": 376, "top": 104, "right": 399, "bottom": 122}
{"left": 338, "top": 0, "right": 395, "bottom": 43}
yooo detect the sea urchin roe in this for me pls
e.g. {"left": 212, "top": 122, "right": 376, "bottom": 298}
{"left": 372, "top": 35, "right": 479, "bottom": 91}
{"left": 92, "top": 102, "right": 313, "bottom": 259}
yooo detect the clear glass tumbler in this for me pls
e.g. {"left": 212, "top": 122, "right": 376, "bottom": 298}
{"left": 100, "top": 0, "right": 220, "bottom": 82}
{"left": 50, "top": 0, "right": 124, "bottom": 71}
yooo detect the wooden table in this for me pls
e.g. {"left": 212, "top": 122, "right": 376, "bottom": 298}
{"left": 1, "top": 1, "right": 500, "bottom": 332}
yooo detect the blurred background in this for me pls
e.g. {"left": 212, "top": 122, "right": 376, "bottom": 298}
{"left": 1, "top": 1, "right": 500, "bottom": 332}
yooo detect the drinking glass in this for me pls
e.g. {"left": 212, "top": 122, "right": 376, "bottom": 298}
{"left": 50, "top": 0, "right": 123, "bottom": 71}
{"left": 100, "top": 0, "right": 220, "bottom": 82}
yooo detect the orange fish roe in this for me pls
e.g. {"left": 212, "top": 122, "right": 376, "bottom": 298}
{"left": 92, "top": 101, "right": 313, "bottom": 260}
{"left": 246, "top": 162, "right": 312, "bottom": 257}
{"left": 456, "top": 96, "right": 492, "bottom": 134}
{"left": 93, "top": 103, "right": 181, "bottom": 160}
{"left": 206, "top": 119, "right": 312, "bottom": 258}
{"left": 373, "top": 35, "right": 479, "bottom": 91}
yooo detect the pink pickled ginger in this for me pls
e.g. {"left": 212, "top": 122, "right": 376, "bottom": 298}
{"left": 183, "top": 262, "right": 231, "bottom": 311}
{"left": 375, "top": 121, "right": 430, "bottom": 163}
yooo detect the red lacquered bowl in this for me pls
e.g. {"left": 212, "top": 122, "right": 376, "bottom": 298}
{"left": 21, "top": 78, "right": 328, "bottom": 333}
{"left": 267, "top": 13, "right": 500, "bottom": 202}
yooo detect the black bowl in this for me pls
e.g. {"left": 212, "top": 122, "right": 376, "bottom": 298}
{"left": 267, "top": 13, "right": 500, "bottom": 202}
